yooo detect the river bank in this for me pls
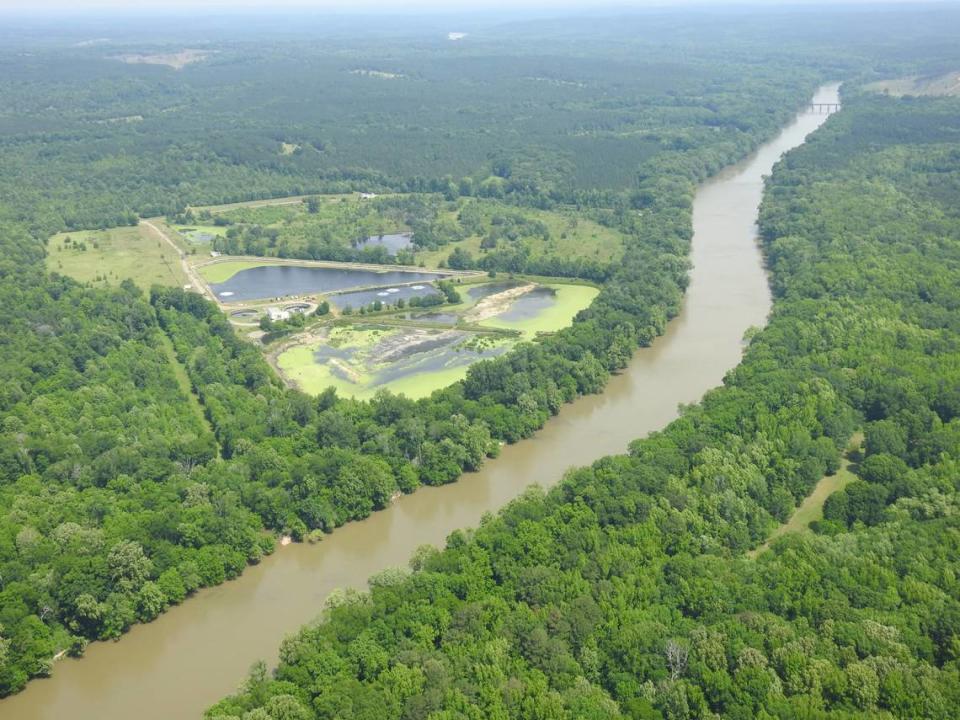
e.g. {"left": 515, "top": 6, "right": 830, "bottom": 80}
{"left": 0, "top": 83, "right": 839, "bottom": 720}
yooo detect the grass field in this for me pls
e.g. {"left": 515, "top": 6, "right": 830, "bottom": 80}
{"left": 197, "top": 260, "right": 282, "bottom": 284}
{"left": 479, "top": 284, "right": 599, "bottom": 337}
{"left": 416, "top": 207, "right": 623, "bottom": 269}
{"left": 173, "top": 224, "right": 229, "bottom": 242}
{"left": 191, "top": 194, "right": 355, "bottom": 214}
{"left": 47, "top": 225, "right": 187, "bottom": 290}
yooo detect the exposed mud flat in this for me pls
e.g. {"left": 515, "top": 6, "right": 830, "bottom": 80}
{"left": 376, "top": 328, "right": 466, "bottom": 363}
{"left": 464, "top": 283, "right": 536, "bottom": 323}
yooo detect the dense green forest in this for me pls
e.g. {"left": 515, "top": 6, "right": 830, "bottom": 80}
{"left": 0, "top": 16, "right": 816, "bottom": 236}
{"left": 0, "top": 13, "right": 828, "bottom": 694}
{"left": 207, "top": 91, "right": 960, "bottom": 720}
{"left": 1, "top": 4, "right": 960, "bottom": 704}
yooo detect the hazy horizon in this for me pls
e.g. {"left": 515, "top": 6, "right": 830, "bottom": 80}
{"left": 0, "top": 0, "right": 952, "bottom": 14}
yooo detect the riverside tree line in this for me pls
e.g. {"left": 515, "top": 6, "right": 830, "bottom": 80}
{"left": 2, "top": 6, "right": 960, "bottom": 704}
{"left": 208, "top": 89, "right": 960, "bottom": 720}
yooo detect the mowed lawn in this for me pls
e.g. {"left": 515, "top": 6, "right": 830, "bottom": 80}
{"left": 47, "top": 225, "right": 187, "bottom": 290}
{"left": 196, "top": 260, "right": 282, "bottom": 284}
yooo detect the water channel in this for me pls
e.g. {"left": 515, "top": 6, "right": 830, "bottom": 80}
{"left": 2, "top": 84, "right": 839, "bottom": 719}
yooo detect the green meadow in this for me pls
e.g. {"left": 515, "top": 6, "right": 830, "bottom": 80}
{"left": 172, "top": 193, "right": 625, "bottom": 270}
{"left": 197, "top": 260, "right": 282, "bottom": 284}
{"left": 47, "top": 225, "right": 187, "bottom": 290}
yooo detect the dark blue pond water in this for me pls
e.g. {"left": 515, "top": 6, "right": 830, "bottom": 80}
{"left": 466, "top": 280, "right": 523, "bottom": 302}
{"left": 329, "top": 284, "right": 439, "bottom": 310}
{"left": 211, "top": 265, "right": 444, "bottom": 302}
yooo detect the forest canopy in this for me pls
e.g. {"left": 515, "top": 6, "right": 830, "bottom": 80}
{"left": 207, "top": 88, "right": 960, "bottom": 720}
{"left": 1, "top": 5, "right": 960, "bottom": 709}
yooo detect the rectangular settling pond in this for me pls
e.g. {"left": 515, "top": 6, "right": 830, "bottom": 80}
{"left": 208, "top": 263, "right": 447, "bottom": 302}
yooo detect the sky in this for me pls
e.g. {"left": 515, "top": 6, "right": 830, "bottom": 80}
{"left": 0, "top": 0, "right": 630, "bottom": 9}
{"left": 0, "top": 0, "right": 944, "bottom": 10}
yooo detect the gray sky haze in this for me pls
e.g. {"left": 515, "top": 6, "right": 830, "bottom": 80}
{"left": 0, "top": 0, "right": 946, "bottom": 11}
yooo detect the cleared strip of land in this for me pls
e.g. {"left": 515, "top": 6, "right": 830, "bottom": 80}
{"left": 866, "top": 70, "right": 960, "bottom": 97}
{"left": 156, "top": 332, "right": 216, "bottom": 440}
{"left": 749, "top": 432, "right": 863, "bottom": 558}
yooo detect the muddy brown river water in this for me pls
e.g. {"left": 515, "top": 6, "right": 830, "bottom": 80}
{"left": 2, "top": 84, "right": 839, "bottom": 719}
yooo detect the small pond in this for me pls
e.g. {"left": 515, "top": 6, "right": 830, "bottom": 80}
{"left": 180, "top": 228, "right": 216, "bottom": 243}
{"left": 407, "top": 311, "right": 460, "bottom": 325}
{"left": 355, "top": 233, "right": 413, "bottom": 255}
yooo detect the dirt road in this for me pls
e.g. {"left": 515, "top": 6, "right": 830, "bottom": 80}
{"left": 140, "top": 219, "right": 214, "bottom": 301}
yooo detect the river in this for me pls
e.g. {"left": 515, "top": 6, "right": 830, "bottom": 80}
{"left": 2, "top": 84, "right": 839, "bottom": 720}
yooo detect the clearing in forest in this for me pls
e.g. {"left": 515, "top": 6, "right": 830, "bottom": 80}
{"left": 47, "top": 224, "right": 187, "bottom": 290}
{"left": 157, "top": 332, "right": 215, "bottom": 439}
{"left": 170, "top": 192, "right": 625, "bottom": 270}
{"left": 109, "top": 49, "right": 210, "bottom": 70}
{"left": 866, "top": 70, "right": 960, "bottom": 97}
{"left": 749, "top": 433, "right": 863, "bottom": 558}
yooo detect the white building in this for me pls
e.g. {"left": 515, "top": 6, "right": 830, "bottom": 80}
{"left": 266, "top": 307, "right": 290, "bottom": 322}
